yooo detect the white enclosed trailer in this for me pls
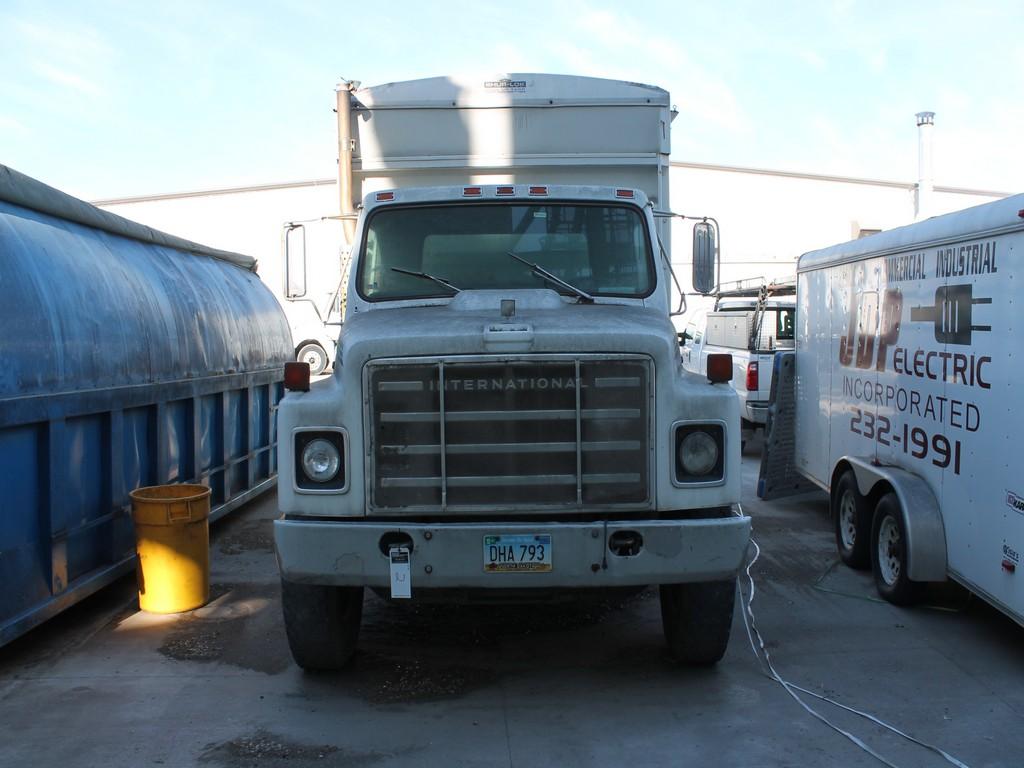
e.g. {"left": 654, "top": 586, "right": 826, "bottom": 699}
{"left": 760, "top": 194, "right": 1024, "bottom": 621}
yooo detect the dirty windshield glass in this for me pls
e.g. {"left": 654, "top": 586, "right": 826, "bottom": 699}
{"left": 358, "top": 203, "right": 654, "bottom": 300}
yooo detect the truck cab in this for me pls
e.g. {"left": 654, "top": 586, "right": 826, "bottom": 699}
{"left": 275, "top": 183, "right": 750, "bottom": 668}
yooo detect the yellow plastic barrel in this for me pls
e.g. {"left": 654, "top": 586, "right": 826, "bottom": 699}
{"left": 129, "top": 484, "right": 211, "bottom": 613}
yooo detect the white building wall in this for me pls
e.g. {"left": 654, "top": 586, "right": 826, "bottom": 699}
{"left": 667, "top": 163, "right": 1006, "bottom": 292}
{"left": 97, "top": 181, "right": 340, "bottom": 308}
{"left": 97, "top": 164, "right": 1009, "bottom": 326}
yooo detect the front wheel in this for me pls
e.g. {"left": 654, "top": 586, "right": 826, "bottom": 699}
{"left": 660, "top": 580, "right": 736, "bottom": 665}
{"left": 281, "top": 580, "right": 363, "bottom": 670}
{"left": 296, "top": 342, "right": 328, "bottom": 376}
{"left": 871, "top": 494, "right": 919, "bottom": 606}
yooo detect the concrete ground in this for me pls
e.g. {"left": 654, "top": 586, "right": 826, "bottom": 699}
{"left": 1, "top": 440, "right": 1022, "bottom": 768}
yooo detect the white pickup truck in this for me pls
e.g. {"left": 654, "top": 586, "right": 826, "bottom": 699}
{"left": 681, "top": 282, "right": 795, "bottom": 444}
{"left": 273, "top": 74, "right": 752, "bottom": 670}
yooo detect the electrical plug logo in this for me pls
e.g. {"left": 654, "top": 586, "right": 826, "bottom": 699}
{"left": 909, "top": 284, "right": 991, "bottom": 345}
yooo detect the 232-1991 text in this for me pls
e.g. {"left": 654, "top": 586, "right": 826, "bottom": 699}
{"left": 849, "top": 407, "right": 962, "bottom": 475}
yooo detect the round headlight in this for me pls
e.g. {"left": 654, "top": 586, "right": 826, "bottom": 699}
{"left": 678, "top": 431, "right": 719, "bottom": 476}
{"left": 302, "top": 438, "right": 341, "bottom": 483}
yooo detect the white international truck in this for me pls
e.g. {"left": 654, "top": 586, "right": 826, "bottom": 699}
{"left": 681, "top": 280, "right": 796, "bottom": 446}
{"left": 273, "top": 74, "right": 752, "bottom": 669}
{"left": 759, "top": 193, "right": 1024, "bottom": 624}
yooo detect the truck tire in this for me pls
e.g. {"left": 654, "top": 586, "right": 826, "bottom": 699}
{"left": 870, "top": 494, "right": 920, "bottom": 606}
{"left": 659, "top": 580, "right": 735, "bottom": 665}
{"left": 281, "top": 580, "right": 363, "bottom": 670}
{"left": 833, "top": 470, "right": 871, "bottom": 569}
{"left": 296, "top": 342, "right": 328, "bottom": 376}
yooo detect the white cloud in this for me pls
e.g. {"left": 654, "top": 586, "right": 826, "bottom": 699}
{"left": 865, "top": 48, "right": 887, "bottom": 74}
{"left": 13, "top": 17, "right": 112, "bottom": 65}
{"left": 0, "top": 114, "right": 29, "bottom": 135}
{"left": 935, "top": 86, "right": 970, "bottom": 113}
{"left": 5, "top": 15, "right": 113, "bottom": 106}
{"left": 559, "top": 4, "right": 751, "bottom": 136}
{"left": 31, "top": 63, "right": 104, "bottom": 97}
{"left": 797, "top": 49, "right": 827, "bottom": 70}
{"left": 932, "top": 109, "right": 1024, "bottom": 191}
{"left": 489, "top": 43, "right": 534, "bottom": 73}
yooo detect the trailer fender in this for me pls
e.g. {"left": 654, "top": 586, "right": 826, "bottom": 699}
{"left": 843, "top": 457, "right": 947, "bottom": 582}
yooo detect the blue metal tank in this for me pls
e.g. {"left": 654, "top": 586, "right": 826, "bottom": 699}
{"left": 0, "top": 165, "right": 293, "bottom": 645}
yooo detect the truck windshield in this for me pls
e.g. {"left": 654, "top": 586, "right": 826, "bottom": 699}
{"left": 358, "top": 202, "right": 654, "bottom": 301}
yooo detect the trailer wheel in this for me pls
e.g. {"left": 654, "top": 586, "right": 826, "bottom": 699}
{"left": 281, "top": 580, "right": 363, "bottom": 670}
{"left": 870, "top": 494, "right": 920, "bottom": 606}
{"left": 296, "top": 342, "right": 328, "bottom": 375}
{"left": 833, "top": 471, "right": 871, "bottom": 569}
{"left": 659, "top": 580, "right": 735, "bottom": 665}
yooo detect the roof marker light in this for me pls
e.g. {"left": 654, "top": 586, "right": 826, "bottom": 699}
{"left": 463, "top": 186, "right": 482, "bottom": 197}
{"left": 615, "top": 189, "right": 635, "bottom": 198}
{"left": 376, "top": 191, "right": 395, "bottom": 202}
{"left": 529, "top": 186, "right": 548, "bottom": 196}
{"left": 496, "top": 186, "right": 515, "bottom": 196}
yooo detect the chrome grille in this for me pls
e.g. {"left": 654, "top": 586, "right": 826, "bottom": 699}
{"left": 367, "top": 356, "right": 652, "bottom": 512}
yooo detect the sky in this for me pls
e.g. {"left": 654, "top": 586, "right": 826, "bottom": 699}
{"left": 1, "top": 0, "right": 1022, "bottom": 201}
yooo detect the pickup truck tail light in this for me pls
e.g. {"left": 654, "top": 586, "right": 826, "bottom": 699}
{"left": 746, "top": 361, "right": 759, "bottom": 391}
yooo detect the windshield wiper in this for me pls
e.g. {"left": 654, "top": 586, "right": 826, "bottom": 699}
{"left": 390, "top": 267, "right": 461, "bottom": 294}
{"left": 507, "top": 251, "right": 594, "bottom": 304}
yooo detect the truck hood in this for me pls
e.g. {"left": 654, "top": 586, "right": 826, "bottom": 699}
{"left": 338, "top": 289, "right": 680, "bottom": 366}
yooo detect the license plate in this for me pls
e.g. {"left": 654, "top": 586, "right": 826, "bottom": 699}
{"left": 483, "top": 534, "right": 552, "bottom": 573}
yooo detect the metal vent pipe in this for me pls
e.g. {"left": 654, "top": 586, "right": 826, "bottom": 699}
{"left": 915, "top": 111, "right": 935, "bottom": 221}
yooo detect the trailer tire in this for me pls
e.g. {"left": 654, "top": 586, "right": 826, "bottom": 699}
{"left": 281, "top": 580, "right": 363, "bottom": 671}
{"left": 833, "top": 471, "right": 871, "bottom": 570}
{"left": 660, "top": 580, "right": 735, "bottom": 665}
{"left": 296, "top": 342, "right": 328, "bottom": 376}
{"left": 870, "top": 494, "right": 920, "bottom": 606}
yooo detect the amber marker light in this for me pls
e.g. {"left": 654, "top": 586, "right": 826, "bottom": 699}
{"left": 284, "top": 362, "right": 311, "bottom": 392}
{"left": 706, "top": 354, "right": 733, "bottom": 384}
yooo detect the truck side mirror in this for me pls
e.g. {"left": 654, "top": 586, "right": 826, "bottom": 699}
{"left": 692, "top": 220, "right": 718, "bottom": 295}
{"left": 284, "top": 223, "right": 307, "bottom": 299}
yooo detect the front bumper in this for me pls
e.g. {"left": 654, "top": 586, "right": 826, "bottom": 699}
{"left": 274, "top": 507, "right": 751, "bottom": 589}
